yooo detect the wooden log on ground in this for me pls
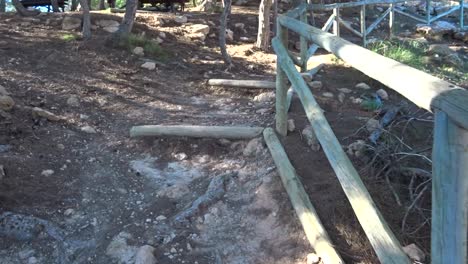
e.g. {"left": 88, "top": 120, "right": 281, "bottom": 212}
{"left": 208, "top": 79, "right": 275, "bottom": 89}
{"left": 130, "top": 125, "right": 264, "bottom": 139}
{"left": 272, "top": 36, "right": 411, "bottom": 264}
{"left": 431, "top": 111, "right": 468, "bottom": 264}
{"left": 263, "top": 128, "right": 344, "bottom": 264}
{"left": 278, "top": 15, "right": 468, "bottom": 129}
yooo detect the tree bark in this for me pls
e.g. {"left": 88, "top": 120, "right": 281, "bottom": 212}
{"left": 255, "top": 0, "right": 272, "bottom": 51}
{"left": 99, "top": 0, "right": 106, "bottom": 10}
{"left": 219, "top": 0, "right": 232, "bottom": 66}
{"left": 111, "top": 0, "right": 138, "bottom": 41}
{"left": 80, "top": 0, "right": 92, "bottom": 40}
{"left": 0, "top": 0, "right": 6, "bottom": 12}
{"left": 51, "top": 0, "right": 60, "bottom": 12}
{"left": 11, "top": 0, "right": 40, "bottom": 16}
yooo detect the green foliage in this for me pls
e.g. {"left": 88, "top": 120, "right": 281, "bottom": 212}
{"left": 61, "top": 33, "right": 78, "bottom": 42}
{"left": 369, "top": 39, "right": 467, "bottom": 85}
{"left": 118, "top": 34, "right": 167, "bottom": 59}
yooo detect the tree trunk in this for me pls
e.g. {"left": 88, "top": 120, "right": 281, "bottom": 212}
{"left": 255, "top": 0, "right": 272, "bottom": 51}
{"left": 51, "top": 0, "right": 60, "bottom": 12}
{"left": 194, "top": 0, "right": 214, "bottom": 11}
{"left": 11, "top": 0, "right": 40, "bottom": 16}
{"left": 99, "top": 0, "right": 106, "bottom": 9}
{"left": 272, "top": 0, "right": 277, "bottom": 36}
{"left": 80, "top": 0, "right": 92, "bottom": 39}
{"left": 71, "top": 0, "right": 79, "bottom": 11}
{"left": 111, "top": 0, "right": 138, "bottom": 41}
{"left": 0, "top": 0, "right": 6, "bottom": 12}
{"left": 219, "top": 0, "right": 232, "bottom": 66}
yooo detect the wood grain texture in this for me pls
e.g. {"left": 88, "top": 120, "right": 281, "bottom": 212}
{"left": 130, "top": 125, "right": 264, "bottom": 139}
{"left": 208, "top": 79, "right": 275, "bottom": 89}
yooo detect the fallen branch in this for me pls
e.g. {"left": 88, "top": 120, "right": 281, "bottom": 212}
{"left": 369, "top": 107, "right": 400, "bottom": 144}
{"left": 130, "top": 125, "right": 264, "bottom": 139}
{"left": 207, "top": 79, "right": 275, "bottom": 89}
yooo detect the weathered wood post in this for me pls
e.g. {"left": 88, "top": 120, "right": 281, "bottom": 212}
{"left": 460, "top": 0, "right": 465, "bottom": 29}
{"left": 275, "top": 23, "right": 289, "bottom": 136}
{"left": 360, "top": 5, "right": 367, "bottom": 47}
{"left": 333, "top": 8, "right": 340, "bottom": 36}
{"left": 431, "top": 111, "right": 468, "bottom": 264}
{"left": 300, "top": 5, "right": 308, "bottom": 71}
{"left": 389, "top": 3, "right": 395, "bottom": 37}
{"left": 426, "top": 0, "right": 431, "bottom": 24}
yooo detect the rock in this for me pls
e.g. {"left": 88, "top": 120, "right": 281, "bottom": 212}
{"left": 337, "top": 88, "right": 352, "bottom": 94}
{"left": 0, "top": 95, "right": 14, "bottom": 111}
{"left": 18, "top": 249, "right": 35, "bottom": 260}
{"left": 403, "top": 243, "right": 425, "bottom": 262}
{"left": 0, "top": 85, "right": 9, "bottom": 95}
{"left": 133, "top": 47, "right": 145, "bottom": 56}
{"left": 62, "top": 16, "right": 81, "bottom": 30}
{"left": 32, "top": 107, "right": 62, "bottom": 121}
{"left": 416, "top": 21, "right": 456, "bottom": 36}
{"left": 135, "top": 245, "right": 156, "bottom": 264}
{"left": 243, "top": 137, "right": 263, "bottom": 157}
{"left": 0, "top": 145, "right": 12, "bottom": 153}
{"left": 106, "top": 232, "right": 137, "bottom": 264}
{"left": 347, "top": 140, "right": 366, "bottom": 157}
{"left": 174, "top": 15, "right": 188, "bottom": 24}
{"left": 428, "top": 44, "right": 454, "bottom": 56}
{"left": 338, "top": 92, "right": 345, "bottom": 103}
{"left": 287, "top": 119, "right": 295, "bottom": 132}
{"left": 96, "top": 19, "right": 119, "bottom": 28}
{"left": 306, "top": 253, "right": 320, "bottom": 264}
{"left": 234, "top": 23, "right": 245, "bottom": 29}
{"left": 308, "top": 81, "right": 322, "bottom": 89}
{"left": 444, "top": 53, "right": 463, "bottom": 68}
{"left": 27, "top": 257, "right": 38, "bottom": 264}
{"left": 103, "top": 26, "right": 119, "bottom": 33}
{"left": 66, "top": 95, "right": 80, "bottom": 107}
{"left": 253, "top": 92, "right": 275, "bottom": 103}
{"left": 174, "top": 152, "right": 187, "bottom": 161}
{"left": 41, "top": 169, "right": 54, "bottom": 177}
{"left": 350, "top": 97, "right": 363, "bottom": 104}
{"left": 64, "top": 208, "right": 74, "bottom": 216}
{"left": 156, "top": 215, "right": 167, "bottom": 221}
{"left": 141, "top": 62, "right": 156, "bottom": 70}
{"left": 355, "top": 82, "right": 371, "bottom": 90}
{"left": 81, "top": 125, "right": 97, "bottom": 134}
{"left": 158, "top": 32, "right": 166, "bottom": 38}
{"left": 188, "top": 32, "right": 207, "bottom": 41}
{"left": 302, "top": 126, "right": 320, "bottom": 151}
{"left": 376, "top": 89, "right": 388, "bottom": 100}
{"left": 187, "top": 24, "right": 210, "bottom": 35}
{"left": 226, "top": 29, "right": 234, "bottom": 41}
{"left": 366, "top": 118, "right": 381, "bottom": 132}
{"left": 322, "top": 92, "right": 334, "bottom": 98}
{"left": 155, "top": 37, "right": 164, "bottom": 44}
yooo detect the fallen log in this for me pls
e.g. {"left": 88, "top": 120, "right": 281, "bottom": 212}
{"left": 263, "top": 128, "right": 344, "bottom": 264}
{"left": 130, "top": 125, "right": 264, "bottom": 139}
{"left": 207, "top": 79, "right": 275, "bottom": 89}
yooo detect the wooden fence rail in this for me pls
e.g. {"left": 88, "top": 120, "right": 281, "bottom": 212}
{"left": 274, "top": 5, "right": 468, "bottom": 264}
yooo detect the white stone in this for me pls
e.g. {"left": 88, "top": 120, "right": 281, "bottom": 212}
{"left": 159, "top": 32, "right": 166, "bottom": 38}
{"left": 306, "top": 253, "right": 320, "bottom": 264}
{"left": 67, "top": 95, "right": 80, "bottom": 107}
{"left": 81, "top": 125, "right": 97, "bottom": 134}
{"left": 322, "top": 92, "right": 334, "bottom": 98}
{"left": 41, "top": 169, "right": 54, "bottom": 177}
{"left": 350, "top": 97, "right": 363, "bottom": 104}
{"left": 174, "top": 15, "right": 188, "bottom": 24}
{"left": 27, "top": 257, "right": 38, "bottom": 264}
{"left": 174, "top": 152, "right": 188, "bottom": 161}
{"left": 64, "top": 208, "right": 75, "bottom": 216}
{"left": 403, "top": 243, "right": 425, "bottom": 262}
{"left": 96, "top": 19, "right": 120, "bottom": 28}
{"left": 188, "top": 24, "right": 210, "bottom": 35}
{"left": 133, "top": 47, "right": 145, "bottom": 56}
{"left": 32, "top": 107, "right": 61, "bottom": 121}
{"left": 376, "top": 89, "right": 388, "bottom": 100}
{"left": 355, "top": 82, "right": 371, "bottom": 90}
{"left": 287, "top": 119, "right": 295, "bottom": 132}
{"left": 155, "top": 37, "right": 164, "bottom": 44}
{"left": 253, "top": 92, "right": 275, "bottom": 103}
{"left": 347, "top": 140, "right": 366, "bottom": 157}
{"left": 234, "top": 23, "right": 245, "bottom": 29}
{"left": 156, "top": 215, "right": 167, "bottom": 221}
{"left": 302, "top": 126, "right": 320, "bottom": 151}
{"left": 141, "top": 62, "right": 156, "bottom": 70}
{"left": 103, "top": 26, "right": 119, "bottom": 33}
{"left": 62, "top": 16, "right": 81, "bottom": 30}
{"left": 338, "top": 92, "right": 345, "bottom": 103}
{"left": 308, "top": 81, "right": 322, "bottom": 89}
{"left": 226, "top": 29, "right": 234, "bottom": 41}
{"left": 135, "top": 245, "right": 156, "bottom": 264}
{"left": 337, "top": 88, "right": 352, "bottom": 93}
{"left": 0, "top": 95, "right": 14, "bottom": 111}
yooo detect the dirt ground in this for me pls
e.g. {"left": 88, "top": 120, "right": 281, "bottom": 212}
{"left": 0, "top": 5, "right": 465, "bottom": 264}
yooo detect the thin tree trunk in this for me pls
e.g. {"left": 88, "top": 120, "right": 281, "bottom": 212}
{"left": 219, "top": 0, "right": 232, "bottom": 66}
{"left": 99, "top": 0, "right": 106, "bottom": 9}
{"left": 80, "top": 0, "right": 91, "bottom": 39}
{"left": 111, "top": 0, "right": 138, "bottom": 41}
{"left": 51, "top": 0, "right": 60, "bottom": 12}
{"left": 272, "top": 0, "right": 277, "bottom": 36}
{"left": 255, "top": 0, "right": 272, "bottom": 51}
{"left": 11, "top": 0, "right": 40, "bottom": 16}
{"left": 0, "top": 0, "right": 6, "bottom": 12}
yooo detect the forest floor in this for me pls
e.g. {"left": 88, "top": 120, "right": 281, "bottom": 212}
{"left": 0, "top": 5, "right": 466, "bottom": 264}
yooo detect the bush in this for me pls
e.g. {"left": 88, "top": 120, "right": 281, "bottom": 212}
{"left": 118, "top": 34, "right": 167, "bottom": 59}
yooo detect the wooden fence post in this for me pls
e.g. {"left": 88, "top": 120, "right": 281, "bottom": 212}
{"left": 360, "top": 5, "right": 367, "bottom": 47}
{"left": 460, "top": 0, "right": 465, "bottom": 29}
{"left": 275, "top": 24, "right": 289, "bottom": 136}
{"left": 432, "top": 110, "right": 468, "bottom": 264}
{"left": 333, "top": 8, "right": 340, "bottom": 36}
{"left": 389, "top": 3, "right": 395, "bottom": 37}
{"left": 426, "top": 0, "right": 431, "bottom": 24}
{"left": 300, "top": 7, "right": 308, "bottom": 71}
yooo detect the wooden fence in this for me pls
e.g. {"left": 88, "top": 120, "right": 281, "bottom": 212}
{"left": 272, "top": 3, "right": 468, "bottom": 264}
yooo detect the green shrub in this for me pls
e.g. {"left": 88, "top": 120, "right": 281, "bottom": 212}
{"left": 118, "top": 34, "right": 167, "bottom": 59}
{"left": 61, "top": 33, "right": 78, "bottom": 42}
